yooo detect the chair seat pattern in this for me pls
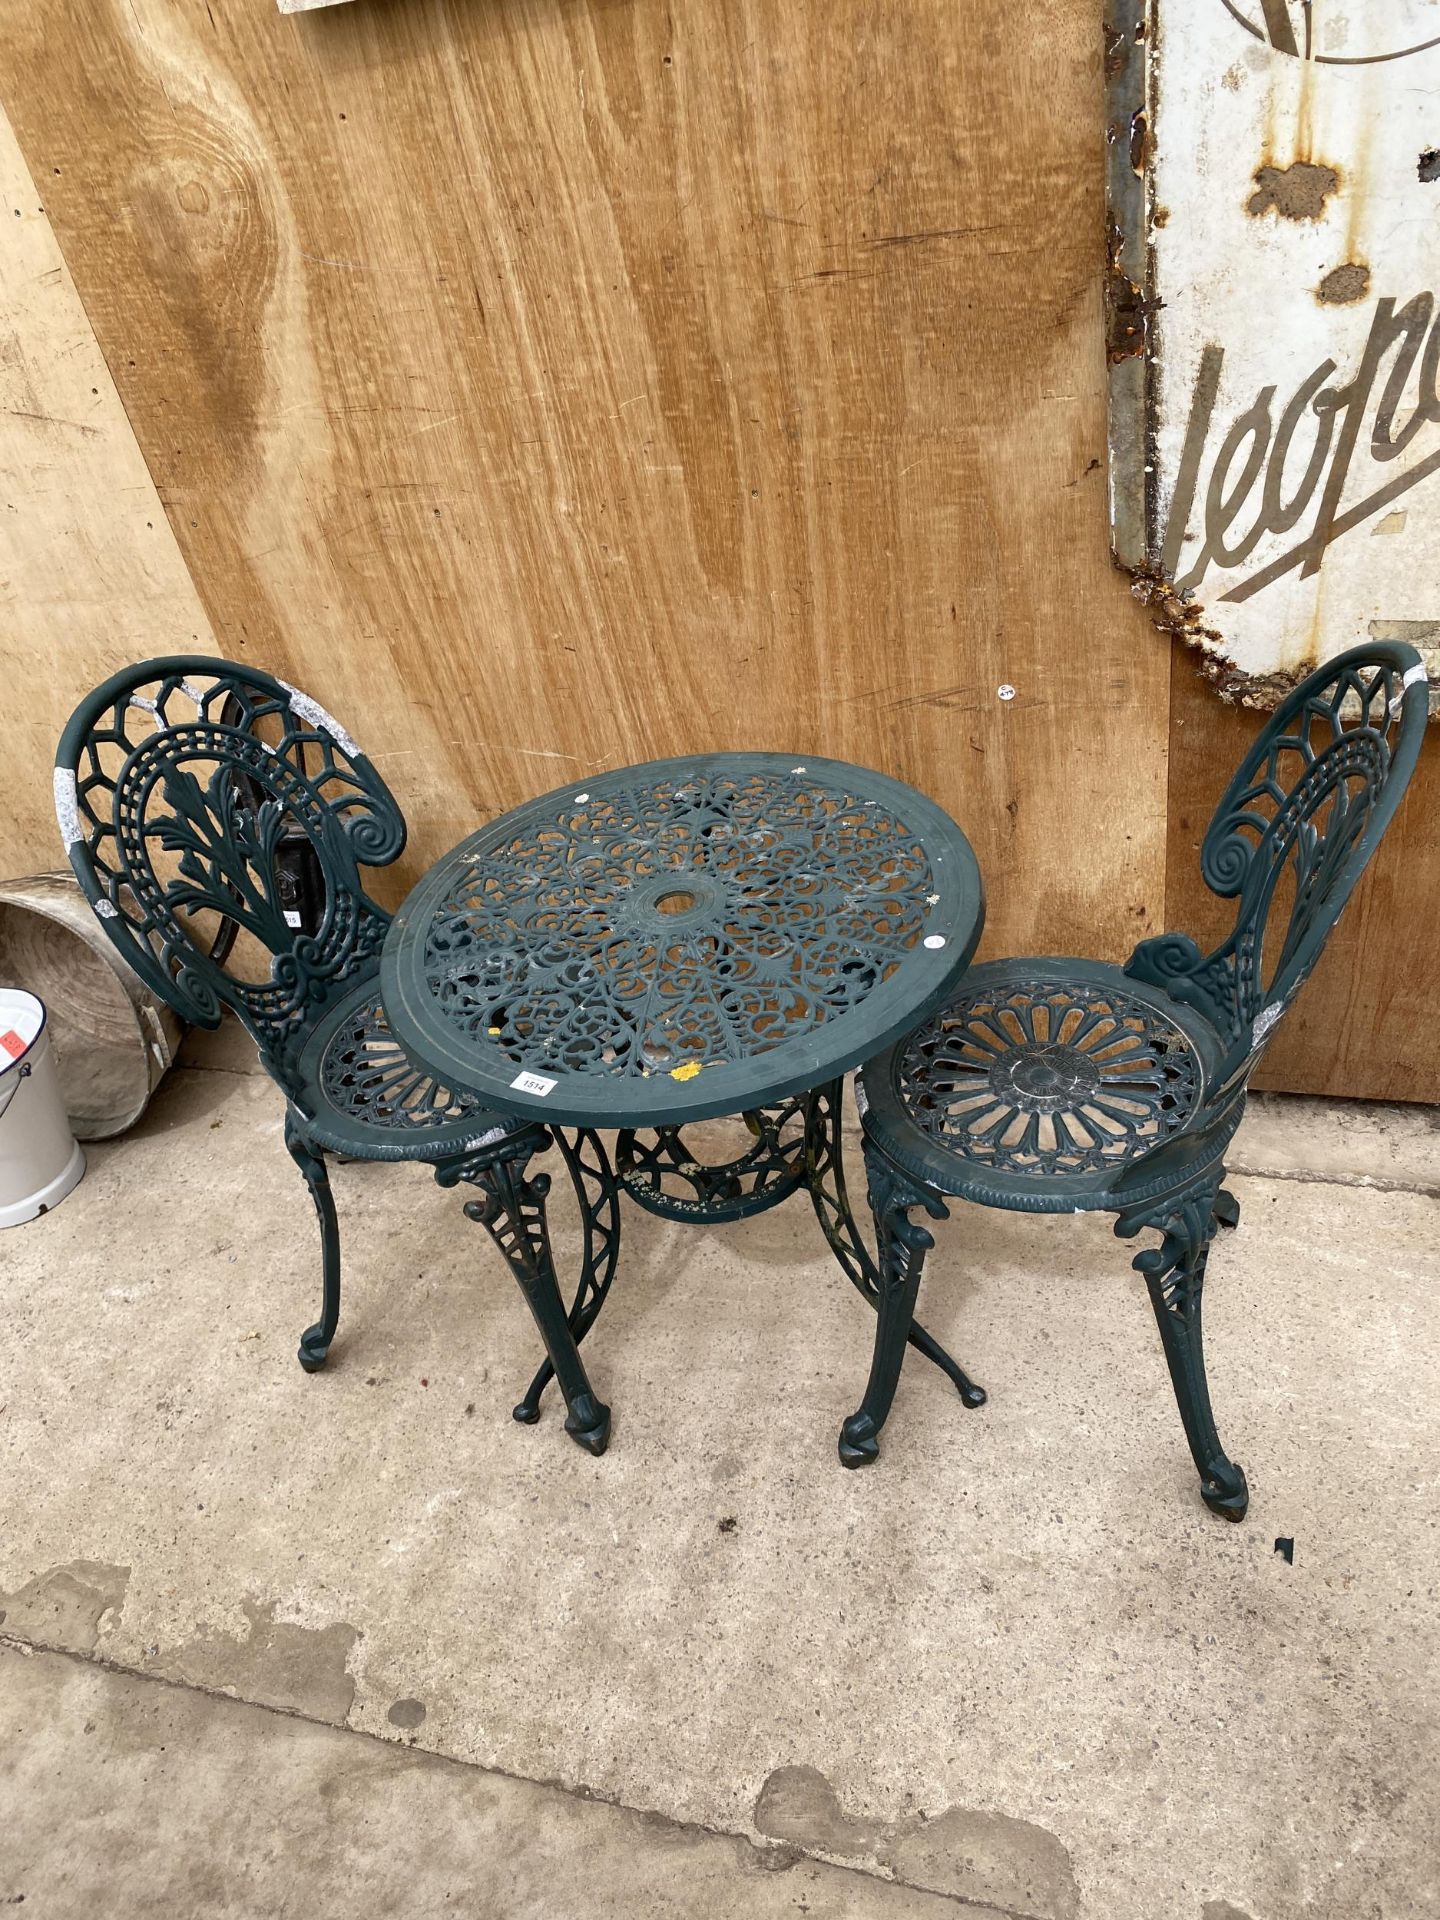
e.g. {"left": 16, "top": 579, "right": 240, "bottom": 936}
{"left": 296, "top": 981, "right": 518, "bottom": 1163}
{"left": 859, "top": 959, "right": 1223, "bottom": 1212}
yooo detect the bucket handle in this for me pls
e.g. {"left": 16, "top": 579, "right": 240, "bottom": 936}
{"left": 0, "top": 1061, "right": 32, "bottom": 1122}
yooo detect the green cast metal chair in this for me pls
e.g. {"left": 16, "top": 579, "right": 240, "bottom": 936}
{"left": 833, "top": 642, "right": 1429, "bottom": 1516}
{"left": 55, "top": 657, "right": 620, "bottom": 1454}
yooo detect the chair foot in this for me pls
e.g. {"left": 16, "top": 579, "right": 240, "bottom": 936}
{"left": 1201, "top": 1463, "right": 1249, "bottom": 1521}
{"left": 906, "top": 1320, "right": 987, "bottom": 1407}
{"left": 838, "top": 1414, "right": 880, "bottom": 1468}
{"left": 297, "top": 1325, "right": 330, "bottom": 1373}
{"left": 511, "top": 1398, "right": 542, "bottom": 1426}
{"left": 564, "top": 1395, "right": 611, "bottom": 1456}
{"left": 1214, "top": 1188, "right": 1241, "bottom": 1231}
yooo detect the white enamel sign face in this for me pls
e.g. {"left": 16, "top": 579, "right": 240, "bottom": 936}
{"left": 1107, "top": 1, "right": 1440, "bottom": 708}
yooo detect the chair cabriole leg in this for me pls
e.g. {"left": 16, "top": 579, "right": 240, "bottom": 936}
{"left": 839, "top": 1148, "right": 948, "bottom": 1468}
{"left": 1116, "top": 1178, "right": 1249, "bottom": 1520}
{"left": 284, "top": 1110, "right": 342, "bottom": 1373}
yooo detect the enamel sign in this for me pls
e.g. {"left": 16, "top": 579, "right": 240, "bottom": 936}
{"left": 1106, "top": 1, "right": 1440, "bottom": 709}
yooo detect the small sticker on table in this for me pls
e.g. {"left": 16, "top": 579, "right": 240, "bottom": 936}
{"left": 284, "top": 910, "right": 303, "bottom": 929}
{"left": 510, "top": 1070, "right": 557, "bottom": 1097}
{"left": 923, "top": 934, "right": 946, "bottom": 950}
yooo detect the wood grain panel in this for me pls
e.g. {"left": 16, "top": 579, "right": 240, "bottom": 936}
{"left": 0, "top": 101, "right": 215, "bottom": 880}
{"left": 0, "top": 0, "right": 1168, "bottom": 950}
{"left": 1166, "top": 641, "right": 1440, "bottom": 1103}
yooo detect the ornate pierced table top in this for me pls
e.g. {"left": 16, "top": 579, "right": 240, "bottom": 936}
{"left": 380, "top": 754, "right": 983, "bottom": 1128}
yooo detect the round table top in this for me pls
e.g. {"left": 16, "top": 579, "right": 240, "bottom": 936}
{"left": 379, "top": 752, "right": 984, "bottom": 1128}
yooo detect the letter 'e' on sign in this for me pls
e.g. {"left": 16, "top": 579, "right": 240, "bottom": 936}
{"left": 1105, "top": 0, "right": 1440, "bottom": 713}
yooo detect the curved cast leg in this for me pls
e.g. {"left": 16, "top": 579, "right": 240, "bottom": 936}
{"left": 839, "top": 1146, "right": 950, "bottom": 1468}
{"left": 512, "top": 1128, "right": 623, "bottom": 1426}
{"left": 1116, "top": 1178, "right": 1249, "bottom": 1520}
{"left": 442, "top": 1132, "right": 611, "bottom": 1456}
{"left": 805, "top": 1081, "right": 985, "bottom": 1409}
{"left": 1214, "top": 1188, "right": 1241, "bottom": 1231}
{"left": 284, "top": 1110, "right": 341, "bottom": 1373}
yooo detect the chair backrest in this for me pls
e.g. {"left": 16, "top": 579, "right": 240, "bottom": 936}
{"left": 55, "top": 657, "right": 406, "bottom": 1100}
{"left": 1126, "top": 640, "right": 1428, "bottom": 1111}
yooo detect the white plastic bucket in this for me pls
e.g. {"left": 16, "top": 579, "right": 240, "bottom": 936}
{"left": 0, "top": 987, "right": 85, "bottom": 1228}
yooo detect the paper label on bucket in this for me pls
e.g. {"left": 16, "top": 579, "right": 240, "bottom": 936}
{"left": 1, "top": 1030, "right": 24, "bottom": 1060}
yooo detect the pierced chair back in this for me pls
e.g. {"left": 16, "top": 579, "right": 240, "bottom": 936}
{"left": 1127, "top": 641, "right": 1427, "bottom": 1122}
{"left": 55, "top": 658, "right": 405, "bottom": 1104}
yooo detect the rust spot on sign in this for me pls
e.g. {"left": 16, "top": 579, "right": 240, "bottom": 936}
{"left": 1316, "top": 262, "right": 1370, "bottom": 305}
{"left": 1104, "top": 219, "right": 1159, "bottom": 364}
{"left": 1124, "top": 561, "right": 1223, "bottom": 653}
{"left": 1246, "top": 161, "right": 1339, "bottom": 220}
{"left": 1128, "top": 109, "right": 1150, "bottom": 176}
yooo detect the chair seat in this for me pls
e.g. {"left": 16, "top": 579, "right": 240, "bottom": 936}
{"left": 857, "top": 957, "right": 1235, "bottom": 1213}
{"left": 294, "top": 979, "right": 522, "bottom": 1163}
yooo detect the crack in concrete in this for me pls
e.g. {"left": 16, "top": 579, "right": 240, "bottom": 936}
{"left": 159, "top": 1596, "right": 359, "bottom": 1723}
{"left": 0, "top": 1633, "right": 999, "bottom": 1913}
{"left": 756, "top": 1764, "right": 1079, "bottom": 1920}
{"left": 1228, "top": 1163, "right": 1440, "bottom": 1200}
{"left": 173, "top": 1060, "right": 265, "bottom": 1081}
{"left": 0, "top": 1561, "right": 131, "bottom": 1651}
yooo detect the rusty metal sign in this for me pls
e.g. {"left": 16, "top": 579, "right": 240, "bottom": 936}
{"left": 1106, "top": 1, "right": 1440, "bottom": 709}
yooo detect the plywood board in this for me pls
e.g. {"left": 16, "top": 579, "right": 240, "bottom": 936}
{"left": 1166, "top": 640, "right": 1440, "bottom": 1102}
{"left": 0, "top": 0, "right": 1169, "bottom": 959}
{"left": 0, "top": 100, "right": 215, "bottom": 881}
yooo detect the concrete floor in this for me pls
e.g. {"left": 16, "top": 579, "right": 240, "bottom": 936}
{"left": 2, "top": 1029, "right": 1438, "bottom": 1919}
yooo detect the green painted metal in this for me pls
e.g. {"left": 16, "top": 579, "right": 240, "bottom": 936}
{"left": 804, "top": 1080, "right": 987, "bottom": 1413}
{"left": 380, "top": 754, "right": 984, "bottom": 1129}
{"left": 844, "top": 642, "right": 1430, "bottom": 1518}
{"left": 55, "top": 656, "right": 620, "bottom": 1450}
{"left": 615, "top": 1098, "right": 810, "bottom": 1222}
{"left": 859, "top": 958, "right": 1227, "bottom": 1214}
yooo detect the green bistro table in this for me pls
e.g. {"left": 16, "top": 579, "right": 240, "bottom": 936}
{"left": 380, "top": 752, "right": 985, "bottom": 1451}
